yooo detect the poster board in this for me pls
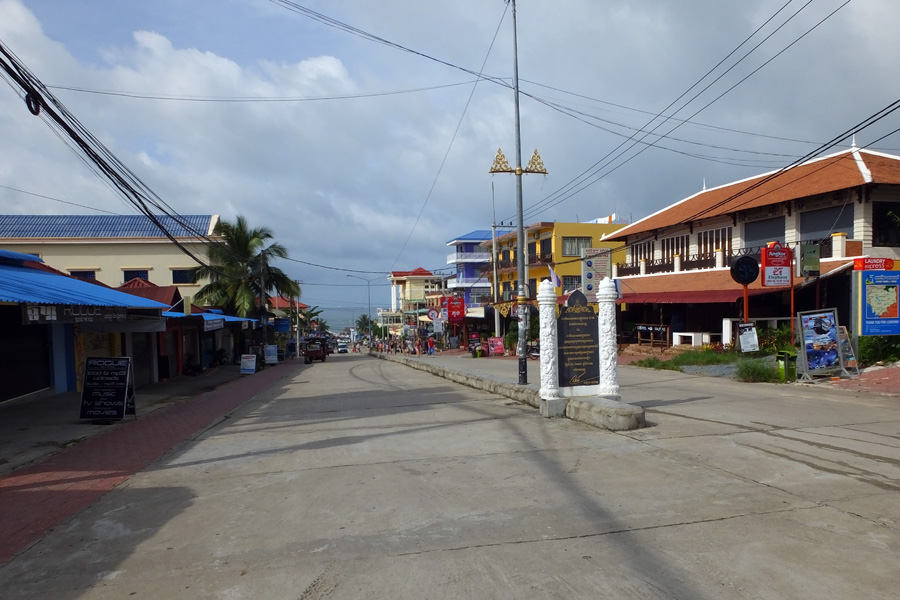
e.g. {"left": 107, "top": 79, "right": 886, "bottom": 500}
{"left": 79, "top": 357, "right": 135, "bottom": 421}
{"left": 738, "top": 322, "right": 759, "bottom": 352}
{"left": 264, "top": 344, "right": 279, "bottom": 365}
{"left": 796, "top": 309, "right": 849, "bottom": 380}
{"left": 240, "top": 354, "right": 257, "bottom": 375}
{"left": 836, "top": 326, "right": 859, "bottom": 377}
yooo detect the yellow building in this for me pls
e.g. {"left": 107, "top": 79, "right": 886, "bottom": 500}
{"left": 484, "top": 221, "right": 626, "bottom": 303}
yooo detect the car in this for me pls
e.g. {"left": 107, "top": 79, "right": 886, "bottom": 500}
{"left": 337, "top": 343, "right": 348, "bottom": 353}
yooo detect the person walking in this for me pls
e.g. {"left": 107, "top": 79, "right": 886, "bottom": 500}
{"left": 427, "top": 336, "right": 435, "bottom": 356}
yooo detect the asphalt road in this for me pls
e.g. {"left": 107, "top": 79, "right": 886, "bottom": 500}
{"left": 1, "top": 353, "right": 898, "bottom": 599}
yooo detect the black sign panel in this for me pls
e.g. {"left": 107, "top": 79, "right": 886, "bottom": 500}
{"left": 557, "top": 290, "right": 600, "bottom": 387}
{"left": 730, "top": 255, "right": 760, "bottom": 285}
{"left": 79, "top": 357, "right": 135, "bottom": 420}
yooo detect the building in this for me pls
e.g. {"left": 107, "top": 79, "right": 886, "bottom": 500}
{"left": 0, "top": 214, "right": 221, "bottom": 299}
{"left": 485, "top": 221, "right": 626, "bottom": 307}
{"left": 445, "top": 230, "right": 493, "bottom": 308}
{"left": 383, "top": 268, "right": 445, "bottom": 337}
{"left": 604, "top": 145, "right": 900, "bottom": 343}
{"left": 0, "top": 249, "right": 168, "bottom": 401}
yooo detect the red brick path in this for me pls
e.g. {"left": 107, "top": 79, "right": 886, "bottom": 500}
{"left": 0, "top": 362, "right": 303, "bottom": 565}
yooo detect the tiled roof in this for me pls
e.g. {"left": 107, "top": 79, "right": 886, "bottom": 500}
{"left": 606, "top": 148, "right": 900, "bottom": 241}
{"left": 446, "top": 230, "right": 493, "bottom": 245}
{"left": 0, "top": 214, "right": 218, "bottom": 239}
{"left": 389, "top": 268, "right": 435, "bottom": 278}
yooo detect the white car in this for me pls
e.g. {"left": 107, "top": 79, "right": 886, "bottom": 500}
{"left": 337, "top": 343, "right": 348, "bottom": 353}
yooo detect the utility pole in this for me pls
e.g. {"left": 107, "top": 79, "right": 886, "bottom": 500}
{"left": 489, "top": 0, "right": 547, "bottom": 384}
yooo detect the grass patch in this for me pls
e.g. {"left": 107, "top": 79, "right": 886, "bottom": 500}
{"left": 632, "top": 348, "right": 740, "bottom": 371}
{"left": 734, "top": 358, "right": 779, "bottom": 383}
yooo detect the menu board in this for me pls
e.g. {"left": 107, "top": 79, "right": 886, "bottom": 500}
{"left": 79, "top": 357, "right": 135, "bottom": 420}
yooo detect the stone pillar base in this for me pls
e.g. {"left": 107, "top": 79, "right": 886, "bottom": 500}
{"left": 540, "top": 397, "right": 567, "bottom": 418}
{"left": 565, "top": 397, "right": 645, "bottom": 431}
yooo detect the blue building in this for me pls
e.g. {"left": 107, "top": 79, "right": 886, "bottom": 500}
{"left": 446, "top": 231, "right": 494, "bottom": 308}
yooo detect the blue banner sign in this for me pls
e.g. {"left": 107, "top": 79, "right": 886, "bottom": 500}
{"left": 861, "top": 270, "right": 900, "bottom": 336}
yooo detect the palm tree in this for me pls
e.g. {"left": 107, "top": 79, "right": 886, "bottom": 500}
{"left": 355, "top": 314, "right": 373, "bottom": 336}
{"left": 297, "top": 306, "right": 324, "bottom": 336}
{"left": 194, "top": 216, "right": 300, "bottom": 326}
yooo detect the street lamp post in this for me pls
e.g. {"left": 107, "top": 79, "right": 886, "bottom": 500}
{"left": 489, "top": 0, "right": 547, "bottom": 385}
{"left": 346, "top": 274, "right": 376, "bottom": 337}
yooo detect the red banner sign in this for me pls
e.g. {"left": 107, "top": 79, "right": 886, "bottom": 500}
{"left": 447, "top": 297, "right": 466, "bottom": 323}
{"left": 761, "top": 241, "right": 792, "bottom": 287}
{"left": 854, "top": 257, "right": 897, "bottom": 271}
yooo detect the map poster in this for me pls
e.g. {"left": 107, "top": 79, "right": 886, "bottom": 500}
{"left": 861, "top": 270, "right": 900, "bottom": 336}
{"left": 797, "top": 309, "right": 843, "bottom": 376}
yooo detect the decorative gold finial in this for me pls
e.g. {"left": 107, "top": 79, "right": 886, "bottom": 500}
{"left": 489, "top": 148, "right": 513, "bottom": 173}
{"left": 525, "top": 149, "right": 547, "bottom": 174}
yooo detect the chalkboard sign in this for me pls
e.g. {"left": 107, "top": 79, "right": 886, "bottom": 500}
{"left": 557, "top": 290, "right": 600, "bottom": 387}
{"left": 79, "top": 357, "right": 135, "bottom": 421}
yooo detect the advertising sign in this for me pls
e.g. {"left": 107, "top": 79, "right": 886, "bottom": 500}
{"left": 488, "top": 337, "right": 505, "bottom": 355}
{"left": 79, "top": 357, "right": 135, "bottom": 421}
{"left": 581, "top": 248, "right": 611, "bottom": 303}
{"left": 861, "top": 270, "right": 900, "bottom": 336}
{"left": 738, "top": 322, "right": 759, "bottom": 352}
{"left": 274, "top": 318, "right": 291, "bottom": 333}
{"left": 854, "top": 257, "right": 897, "bottom": 271}
{"left": 799, "top": 244, "right": 820, "bottom": 277}
{"left": 797, "top": 309, "right": 843, "bottom": 377}
{"left": 761, "top": 241, "right": 792, "bottom": 287}
{"left": 447, "top": 297, "right": 466, "bottom": 323}
{"left": 264, "top": 344, "right": 279, "bottom": 365}
{"left": 240, "top": 354, "right": 257, "bottom": 375}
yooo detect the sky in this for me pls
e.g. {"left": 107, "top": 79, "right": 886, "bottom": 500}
{"left": 2, "top": 0, "right": 900, "bottom": 329}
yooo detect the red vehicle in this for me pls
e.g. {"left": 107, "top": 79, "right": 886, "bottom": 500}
{"left": 302, "top": 341, "right": 328, "bottom": 364}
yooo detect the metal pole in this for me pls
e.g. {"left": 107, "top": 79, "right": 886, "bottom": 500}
{"left": 511, "top": 0, "right": 528, "bottom": 384}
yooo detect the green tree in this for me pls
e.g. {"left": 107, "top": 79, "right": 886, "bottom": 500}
{"left": 355, "top": 313, "right": 373, "bottom": 336}
{"left": 194, "top": 215, "right": 300, "bottom": 320}
{"left": 297, "top": 306, "right": 324, "bottom": 336}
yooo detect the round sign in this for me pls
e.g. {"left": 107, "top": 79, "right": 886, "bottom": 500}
{"left": 730, "top": 255, "right": 760, "bottom": 285}
{"left": 427, "top": 308, "right": 439, "bottom": 320}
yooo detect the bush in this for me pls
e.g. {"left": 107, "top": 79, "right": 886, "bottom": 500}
{"left": 734, "top": 359, "right": 779, "bottom": 382}
{"left": 632, "top": 356, "right": 682, "bottom": 371}
{"left": 858, "top": 335, "right": 900, "bottom": 366}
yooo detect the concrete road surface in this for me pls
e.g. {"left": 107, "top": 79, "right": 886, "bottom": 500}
{"left": 1, "top": 353, "right": 898, "bottom": 599}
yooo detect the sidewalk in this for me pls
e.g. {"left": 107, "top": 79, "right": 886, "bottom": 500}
{"left": 0, "top": 360, "right": 304, "bottom": 565}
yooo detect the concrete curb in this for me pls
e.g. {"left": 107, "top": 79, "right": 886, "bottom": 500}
{"left": 378, "top": 354, "right": 646, "bottom": 431}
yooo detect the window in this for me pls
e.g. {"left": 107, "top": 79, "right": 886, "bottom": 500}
{"left": 562, "top": 236, "right": 592, "bottom": 257}
{"left": 123, "top": 270, "right": 149, "bottom": 282}
{"left": 562, "top": 275, "right": 581, "bottom": 291}
{"left": 743, "top": 216, "right": 785, "bottom": 249}
{"left": 631, "top": 240, "right": 655, "bottom": 263}
{"left": 172, "top": 269, "right": 197, "bottom": 284}
{"left": 69, "top": 270, "right": 96, "bottom": 279}
{"left": 800, "top": 205, "right": 854, "bottom": 241}
{"left": 873, "top": 201, "right": 900, "bottom": 247}
{"left": 527, "top": 278, "right": 537, "bottom": 298}
{"left": 698, "top": 226, "right": 732, "bottom": 258}
{"left": 660, "top": 234, "right": 689, "bottom": 262}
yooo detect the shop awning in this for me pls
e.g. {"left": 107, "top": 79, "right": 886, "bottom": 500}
{"left": 0, "top": 262, "right": 168, "bottom": 308}
{"left": 617, "top": 259, "right": 854, "bottom": 305}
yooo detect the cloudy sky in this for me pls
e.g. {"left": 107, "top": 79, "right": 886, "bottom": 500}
{"left": 2, "top": 0, "right": 900, "bottom": 328}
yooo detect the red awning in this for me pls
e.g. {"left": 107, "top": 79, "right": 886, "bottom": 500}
{"left": 619, "top": 287, "right": 780, "bottom": 305}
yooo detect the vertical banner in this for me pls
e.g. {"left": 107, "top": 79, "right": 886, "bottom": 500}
{"left": 761, "top": 241, "right": 792, "bottom": 287}
{"left": 796, "top": 309, "right": 846, "bottom": 379}
{"left": 582, "top": 248, "right": 611, "bottom": 303}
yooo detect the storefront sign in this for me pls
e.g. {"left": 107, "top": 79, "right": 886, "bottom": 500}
{"left": 203, "top": 318, "right": 225, "bottom": 332}
{"left": 447, "top": 297, "right": 466, "bottom": 323}
{"left": 24, "top": 304, "right": 128, "bottom": 325}
{"left": 274, "top": 318, "right": 291, "bottom": 333}
{"left": 557, "top": 290, "right": 599, "bottom": 387}
{"left": 79, "top": 357, "right": 135, "bottom": 420}
{"left": 761, "top": 241, "right": 792, "bottom": 287}
{"left": 854, "top": 257, "right": 897, "bottom": 271}
{"left": 861, "top": 270, "right": 900, "bottom": 336}
{"left": 488, "top": 337, "right": 505, "bottom": 355}
{"left": 264, "top": 344, "right": 279, "bottom": 365}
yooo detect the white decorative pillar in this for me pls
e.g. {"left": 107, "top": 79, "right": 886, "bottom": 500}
{"left": 674, "top": 254, "right": 682, "bottom": 272}
{"left": 537, "top": 279, "right": 565, "bottom": 417}
{"left": 831, "top": 232, "right": 847, "bottom": 259}
{"left": 715, "top": 248, "right": 724, "bottom": 269}
{"left": 596, "top": 278, "right": 620, "bottom": 400}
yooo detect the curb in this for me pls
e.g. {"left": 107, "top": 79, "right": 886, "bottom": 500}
{"left": 377, "top": 354, "right": 645, "bottom": 431}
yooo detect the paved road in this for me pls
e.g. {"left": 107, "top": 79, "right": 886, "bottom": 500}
{"left": 1, "top": 353, "right": 898, "bottom": 599}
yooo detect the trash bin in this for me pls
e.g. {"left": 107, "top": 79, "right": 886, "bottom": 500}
{"left": 776, "top": 350, "right": 797, "bottom": 382}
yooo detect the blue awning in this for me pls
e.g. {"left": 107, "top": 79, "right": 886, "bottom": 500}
{"left": 0, "top": 263, "right": 168, "bottom": 308}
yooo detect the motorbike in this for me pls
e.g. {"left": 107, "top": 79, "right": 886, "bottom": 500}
{"left": 527, "top": 343, "right": 541, "bottom": 360}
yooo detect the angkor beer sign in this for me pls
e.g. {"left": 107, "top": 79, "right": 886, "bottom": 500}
{"left": 24, "top": 304, "right": 128, "bottom": 325}
{"left": 557, "top": 290, "right": 599, "bottom": 387}
{"left": 761, "top": 241, "right": 792, "bottom": 287}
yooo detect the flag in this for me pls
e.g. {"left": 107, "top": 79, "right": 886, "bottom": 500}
{"left": 548, "top": 265, "right": 561, "bottom": 288}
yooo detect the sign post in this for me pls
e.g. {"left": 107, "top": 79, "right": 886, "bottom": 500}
{"left": 730, "top": 256, "right": 760, "bottom": 323}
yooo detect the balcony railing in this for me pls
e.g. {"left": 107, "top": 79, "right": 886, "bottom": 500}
{"left": 447, "top": 251, "right": 491, "bottom": 264}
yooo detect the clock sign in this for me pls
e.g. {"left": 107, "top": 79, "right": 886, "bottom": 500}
{"left": 730, "top": 255, "right": 760, "bottom": 285}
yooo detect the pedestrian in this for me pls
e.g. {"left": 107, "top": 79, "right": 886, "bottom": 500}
{"left": 415, "top": 339, "right": 422, "bottom": 356}
{"left": 427, "top": 336, "right": 435, "bottom": 356}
